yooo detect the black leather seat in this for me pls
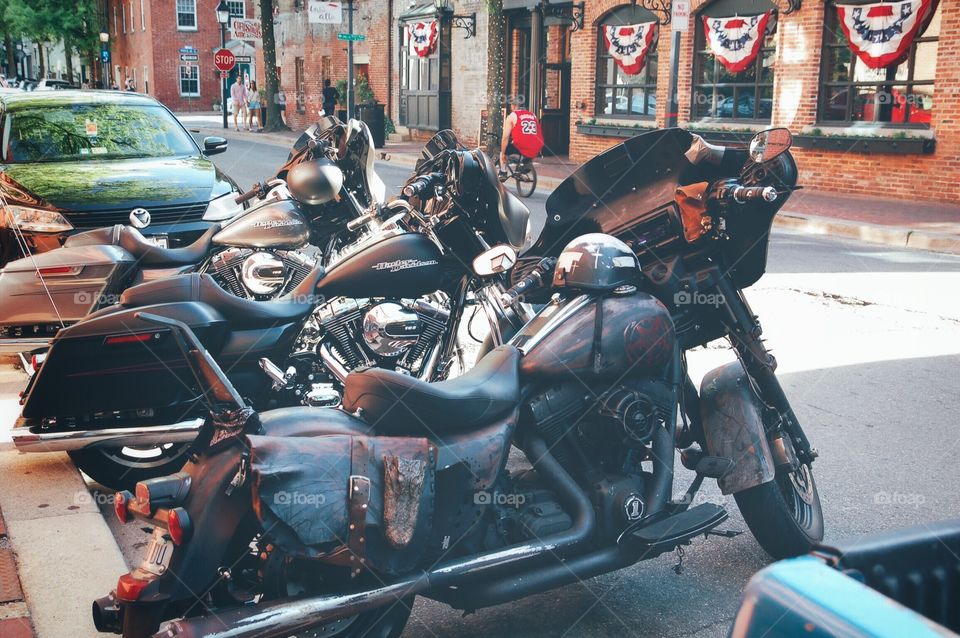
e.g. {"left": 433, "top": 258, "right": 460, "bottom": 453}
{"left": 476, "top": 150, "right": 529, "bottom": 249}
{"left": 259, "top": 406, "right": 373, "bottom": 438}
{"left": 119, "top": 265, "right": 324, "bottom": 326}
{"left": 341, "top": 345, "right": 521, "bottom": 435}
{"left": 65, "top": 224, "right": 220, "bottom": 267}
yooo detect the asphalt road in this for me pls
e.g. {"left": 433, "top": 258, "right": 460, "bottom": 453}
{"left": 8, "top": 132, "right": 960, "bottom": 637}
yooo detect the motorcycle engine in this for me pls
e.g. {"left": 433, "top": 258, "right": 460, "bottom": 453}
{"left": 298, "top": 296, "right": 450, "bottom": 378}
{"left": 209, "top": 246, "right": 322, "bottom": 299}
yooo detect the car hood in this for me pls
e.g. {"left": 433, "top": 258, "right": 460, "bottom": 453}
{"left": 0, "top": 155, "right": 234, "bottom": 212}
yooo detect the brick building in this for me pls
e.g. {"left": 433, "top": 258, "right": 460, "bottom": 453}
{"left": 105, "top": 0, "right": 260, "bottom": 112}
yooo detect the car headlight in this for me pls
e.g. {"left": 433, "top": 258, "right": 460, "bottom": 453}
{"left": 202, "top": 193, "right": 242, "bottom": 221}
{"left": 2, "top": 205, "right": 73, "bottom": 233}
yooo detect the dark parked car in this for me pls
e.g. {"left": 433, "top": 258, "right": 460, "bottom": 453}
{"left": 0, "top": 90, "right": 238, "bottom": 265}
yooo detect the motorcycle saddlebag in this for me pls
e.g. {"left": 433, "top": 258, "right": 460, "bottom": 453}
{"left": 0, "top": 244, "right": 136, "bottom": 327}
{"left": 248, "top": 433, "right": 436, "bottom": 576}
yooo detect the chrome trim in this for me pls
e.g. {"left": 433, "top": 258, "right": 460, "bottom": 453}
{"left": 12, "top": 418, "right": 204, "bottom": 453}
{"left": 319, "top": 343, "right": 350, "bottom": 384}
{"left": 508, "top": 294, "right": 593, "bottom": 354}
{"left": 0, "top": 337, "right": 51, "bottom": 355}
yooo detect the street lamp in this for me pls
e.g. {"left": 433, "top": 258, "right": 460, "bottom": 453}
{"left": 216, "top": 0, "right": 230, "bottom": 129}
{"left": 99, "top": 32, "right": 109, "bottom": 90}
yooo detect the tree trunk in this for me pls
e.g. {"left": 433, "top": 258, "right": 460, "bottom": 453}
{"left": 4, "top": 34, "right": 14, "bottom": 78}
{"left": 64, "top": 40, "right": 75, "bottom": 85}
{"left": 485, "top": 0, "right": 506, "bottom": 158}
{"left": 259, "top": 0, "right": 288, "bottom": 131}
{"left": 38, "top": 43, "right": 45, "bottom": 79}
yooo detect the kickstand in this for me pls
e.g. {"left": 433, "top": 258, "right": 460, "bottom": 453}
{"left": 705, "top": 528, "right": 743, "bottom": 539}
{"left": 672, "top": 545, "right": 685, "bottom": 575}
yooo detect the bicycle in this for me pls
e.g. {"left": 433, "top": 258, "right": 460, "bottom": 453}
{"left": 498, "top": 153, "right": 538, "bottom": 198}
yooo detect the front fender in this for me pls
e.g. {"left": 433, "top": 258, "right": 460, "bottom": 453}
{"left": 699, "top": 361, "right": 775, "bottom": 495}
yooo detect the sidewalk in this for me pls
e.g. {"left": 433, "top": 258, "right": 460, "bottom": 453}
{"left": 185, "top": 118, "right": 960, "bottom": 255}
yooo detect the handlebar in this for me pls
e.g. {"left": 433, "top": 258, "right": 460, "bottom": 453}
{"left": 501, "top": 257, "right": 557, "bottom": 306}
{"left": 402, "top": 172, "right": 446, "bottom": 200}
{"left": 235, "top": 182, "right": 267, "bottom": 204}
{"left": 721, "top": 184, "right": 779, "bottom": 204}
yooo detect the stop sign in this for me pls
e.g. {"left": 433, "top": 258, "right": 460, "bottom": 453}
{"left": 214, "top": 48, "right": 236, "bottom": 72}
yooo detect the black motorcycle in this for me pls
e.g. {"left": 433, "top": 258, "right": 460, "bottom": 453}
{"left": 13, "top": 132, "right": 533, "bottom": 489}
{"left": 0, "top": 117, "right": 383, "bottom": 357}
{"left": 91, "top": 127, "right": 822, "bottom": 638}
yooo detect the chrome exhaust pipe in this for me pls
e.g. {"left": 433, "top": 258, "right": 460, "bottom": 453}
{"left": 0, "top": 337, "right": 51, "bottom": 355}
{"left": 12, "top": 418, "right": 204, "bottom": 453}
{"left": 153, "top": 575, "right": 429, "bottom": 638}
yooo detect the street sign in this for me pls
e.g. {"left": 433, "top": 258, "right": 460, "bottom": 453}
{"left": 235, "top": 55, "right": 252, "bottom": 63}
{"left": 214, "top": 48, "right": 236, "bottom": 72}
{"left": 179, "top": 46, "right": 198, "bottom": 54}
{"left": 672, "top": 0, "right": 690, "bottom": 31}
{"left": 100, "top": 50, "right": 110, "bottom": 63}
{"left": 337, "top": 33, "right": 365, "bottom": 42}
{"left": 179, "top": 54, "right": 198, "bottom": 62}
{"left": 309, "top": 1, "right": 342, "bottom": 24}
{"left": 231, "top": 18, "right": 262, "bottom": 40}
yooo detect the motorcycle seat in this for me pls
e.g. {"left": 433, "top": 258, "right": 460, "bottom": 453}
{"left": 259, "top": 406, "right": 373, "bottom": 437}
{"left": 341, "top": 345, "right": 521, "bottom": 434}
{"left": 119, "top": 266, "right": 325, "bottom": 326}
{"left": 64, "top": 224, "right": 221, "bottom": 267}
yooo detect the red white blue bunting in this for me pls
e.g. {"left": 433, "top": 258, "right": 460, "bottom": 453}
{"left": 702, "top": 11, "right": 774, "bottom": 74}
{"left": 408, "top": 20, "right": 439, "bottom": 58}
{"left": 603, "top": 22, "right": 658, "bottom": 76}
{"left": 835, "top": 0, "right": 939, "bottom": 69}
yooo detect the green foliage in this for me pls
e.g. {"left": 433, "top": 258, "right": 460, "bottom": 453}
{"left": 3, "top": 0, "right": 100, "bottom": 60}
{"left": 384, "top": 116, "right": 395, "bottom": 137}
{"left": 336, "top": 74, "right": 376, "bottom": 106}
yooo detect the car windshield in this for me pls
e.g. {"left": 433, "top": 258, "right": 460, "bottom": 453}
{"left": 1, "top": 103, "right": 198, "bottom": 163}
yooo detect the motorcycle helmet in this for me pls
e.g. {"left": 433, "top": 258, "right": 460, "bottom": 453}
{"left": 287, "top": 158, "right": 344, "bottom": 206}
{"left": 552, "top": 233, "right": 640, "bottom": 293}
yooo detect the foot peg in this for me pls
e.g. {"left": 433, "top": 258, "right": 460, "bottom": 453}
{"left": 619, "top": 503, "right": 728, "bottom": 557}
{"left": 259, "top": 358, "right": 296, "bottom": 391}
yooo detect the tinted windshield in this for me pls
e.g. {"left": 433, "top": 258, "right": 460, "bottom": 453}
{"left": 2, "top": 103, "right": 198, "bottom": 163}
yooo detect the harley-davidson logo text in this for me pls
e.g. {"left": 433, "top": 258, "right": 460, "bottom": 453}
{"left": 372, "top": 259, "right": 439, "bottom": 273}
{"left": 251, "top": 219, "right": 303, "bottom": 229}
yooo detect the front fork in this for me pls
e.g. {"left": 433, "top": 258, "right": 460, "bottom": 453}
{"left": 714, "top": 275, "right": 817, "bottom": 466}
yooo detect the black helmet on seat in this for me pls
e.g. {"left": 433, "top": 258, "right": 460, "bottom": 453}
{"left": 552, "top": 233, "right": 640, "bottom": 292}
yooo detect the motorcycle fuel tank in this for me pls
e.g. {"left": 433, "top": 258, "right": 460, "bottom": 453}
{"left": 212, "top": 199, "right": 310, "bottom": 250}
{"left": 317, "top": 233, "right": 445, "bottom": 299}
{"left": 511, "top": 292, "right": 675, "bottom": 381}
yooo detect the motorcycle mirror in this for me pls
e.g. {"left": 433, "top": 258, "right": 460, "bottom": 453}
{"left": 749, "top": 128, "right": 793, "bottom": 164}
{"left": 473, "top": 245, "right": 517, "bottom": 277}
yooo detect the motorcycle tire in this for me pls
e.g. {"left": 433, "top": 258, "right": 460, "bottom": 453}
{"left": 734, "top": 462, "right": 824, "bottom": 560}
{"left": 68, "top": 444, "right": 193, "bottom": 491}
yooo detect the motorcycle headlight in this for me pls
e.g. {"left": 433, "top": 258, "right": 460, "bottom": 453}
{"left": 202, "top": 193, "right": 242, "bottom": 221}
{"left": 2, "top": 205, "right": 73, "bottom": 233}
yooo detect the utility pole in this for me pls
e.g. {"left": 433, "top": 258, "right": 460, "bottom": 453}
{"left": 346, "top": 0, "right": 354, "bottom": 120}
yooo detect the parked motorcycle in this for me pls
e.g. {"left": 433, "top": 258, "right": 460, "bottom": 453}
{"left": 13, "top": 130, "right": 532, "bottom": 488}
{"left": 91, "top": 127, "right": 823, "bottom": 638}
{"left": 0, "top": 116, "right": 384, "bottom": 357}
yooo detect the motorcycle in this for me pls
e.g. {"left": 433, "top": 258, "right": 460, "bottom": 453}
{"left": 91, "top": 127, "right": 823, "bottom": 638}
{"left": 0, "top": 116, "right": 384, "bottom": 358}
{"left": 13, "top": 131, "right": 533, "bottom": 489}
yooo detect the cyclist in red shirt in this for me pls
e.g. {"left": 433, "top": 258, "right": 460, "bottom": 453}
{"left": 499, "top": 108, "right": 545, "bottom": 175}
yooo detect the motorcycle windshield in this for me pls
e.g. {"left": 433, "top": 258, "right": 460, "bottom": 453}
{"left": 416, "top": 130, "right": 462, "bottom": 171}
{"left": 543, "top": 128, "right": 696, "bottom": 240}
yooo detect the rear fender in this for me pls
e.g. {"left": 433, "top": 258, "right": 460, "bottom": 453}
{"left": 699, "top": 361, "right": 775, "bottom": 495}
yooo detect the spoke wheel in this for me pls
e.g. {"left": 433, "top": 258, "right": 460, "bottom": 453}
{"left": 69, "top": 443, "right": 193, "bottom": 491}
{"left": 514, "top": 164, "right": 537, "bottom": 198}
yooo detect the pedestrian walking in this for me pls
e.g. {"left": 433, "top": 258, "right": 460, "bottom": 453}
{"left": 231, "top": 76, "right": 248, "bottom": 131}
{"left": 322, "top": 79, "right": 339, "bottom": 119}
{"left": 247, "top": 81, "right": 262, "bottom": 132}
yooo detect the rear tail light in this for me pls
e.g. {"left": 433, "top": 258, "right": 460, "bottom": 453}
{"left": 115, "top": 573, "right": 152, "bottom": 602}
{"left": 167, "top": 508, "right": 191, "bottom": 546}
{"left": 114, "top": 490, "right": 133, "bottom": 524}
{"left": 30, "top": 354, "right": 45, "bottom": 372}
{"left": 36, "top": 266, "right": 80, "bottom": 276}
{"left": 103, "top": 332, "right": 160, "bottom": 346}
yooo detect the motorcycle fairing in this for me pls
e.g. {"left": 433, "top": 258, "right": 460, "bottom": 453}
{"left": 699, "top": 361, "right": 776, "bottom": 494}
{"left": 248, "top": 433, "right": 436, "bottom": 575}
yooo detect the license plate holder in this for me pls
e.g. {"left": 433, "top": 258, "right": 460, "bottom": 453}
{"left": 139, "top": 528, "right": 174, "bottom": 576}
{"left": 144, "top": 235, "right": 169, "bottom": 249}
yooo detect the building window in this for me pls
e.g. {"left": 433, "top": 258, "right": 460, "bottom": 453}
{"left": 820, "top": 3, "right": 939, "bottom": 126}
{"left": 121, "top": 3, "right": 126, "bottom": 33}
{"left": 177, "top": 0, "right": 197, "bottom": 30}
{"left": 692, "top": 4, "right": 777, "bottom": 121}
{"left": 113, "top": 6, "right": 118, "bottom": 35}
{"left": 143, "top": 66, "right": 149, "bottom": 93}
{"left": 179, "top": 65, "right": 199, "bottom": 96}
{"left": 595, "top": 5, "right": 659, "bottom": 119}
{"left": 130, "top": 1, "right": 135, "bottom": 32}
{"left": 227, "top": 1, "right": 245, "bottom": 18}
{"left": 295, "top": 57, "right": 305, "bottom": 113}
{"left": 141, "top": 0, "right": 145, "bottom": 30}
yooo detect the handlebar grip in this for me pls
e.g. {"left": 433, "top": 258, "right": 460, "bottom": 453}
{"left": 235, "top": 183, "right": 264, "bottom": 204}
{"left": 501, "top": 257, "right": 557, "bottom": 305}
{"left": 402, "top": 172, "right": 444, "bottom": 199}
{"left": 732, "top": 186, "right": 778, "bottom": 203}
